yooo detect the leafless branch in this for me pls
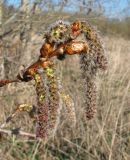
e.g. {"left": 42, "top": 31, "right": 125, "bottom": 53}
{"left": 0, "top": 128, "right": 36, "bottom": 138}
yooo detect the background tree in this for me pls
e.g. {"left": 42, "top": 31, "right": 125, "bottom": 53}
{"left": 21, "top": 0, "right": 30, "bottom": 13}
{"left": 0, "top": 0, "right": 3, "bottom": 28}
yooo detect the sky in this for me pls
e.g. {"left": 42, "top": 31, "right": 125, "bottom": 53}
{"left": 103, "top": 0, "right": 129, "bottom": 18}
{"left": 5, "top": 0, "right": 130, "bottom": 18}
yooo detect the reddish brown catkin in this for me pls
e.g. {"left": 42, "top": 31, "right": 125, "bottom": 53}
{"left": 44, "top": 63, "right": 60, "bottom": 136}
{"left": 34, "top": 71, "right": 49, "bottom": 138}
{"left": 80, "top": 21, "right": 108, "bottom": 120}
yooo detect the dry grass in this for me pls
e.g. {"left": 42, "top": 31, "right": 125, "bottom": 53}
{"left": 0, "top": 36, "right": 130, "bottom": 160}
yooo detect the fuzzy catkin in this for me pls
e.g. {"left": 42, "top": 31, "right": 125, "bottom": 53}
{"left": 80, "top": 21, "right": 108, "bottom": 120}
{"left": 34, "top": 72, "right": 49, "bottom": 138}
{"left": 61, "top": 93, "right": 76, "bottom": 126}
{"left": 81, "top": 21, "right": 108, "bottom": 70}
{"left": 45, "top": 63, "right": 60, "bottom": 136}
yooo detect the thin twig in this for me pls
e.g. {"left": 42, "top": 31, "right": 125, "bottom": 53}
{"left": 0, "top": 128, "right": 36, "bottom": 138}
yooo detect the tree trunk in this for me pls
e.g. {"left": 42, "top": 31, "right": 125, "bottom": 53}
{"left": 0, "top": 0, "right": 3, "bottom": 26}
{"left": 21, "top": 0, "right": 30, "bottom": 13}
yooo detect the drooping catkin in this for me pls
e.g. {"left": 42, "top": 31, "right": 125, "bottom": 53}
{"left": 61, "top": 93, "right": 76, "bottom": 126}
{"left": 80, "top": 21, "right": 108, "bottom": 120}
{"left": 34, "top": 71, "right": 49, "bottom": 138}
{"left": 80, "top": 55, "right": 97, "bottom": 120}
{"left": 45, "top": 63, "right": 60, "bottom": 136}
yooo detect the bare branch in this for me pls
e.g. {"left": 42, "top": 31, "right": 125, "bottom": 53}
{"left": 0, "top": 128, "right": 36, "bottom": 138}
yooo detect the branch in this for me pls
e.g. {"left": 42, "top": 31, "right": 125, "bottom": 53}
{"left": 0, "top": 128, "right": 36, "bottom": 138}
{"left": 0, "top": 65, "right": 33, "bottom": 87}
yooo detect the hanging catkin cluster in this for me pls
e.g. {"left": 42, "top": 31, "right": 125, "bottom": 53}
{"left": 34, "top": 63, "right": 76, "bottom": 138}
{"left": 0, "top": 20, "right": 107, "bottom": 139}
{"left": 31, "top": 63, "right": 60, "bottom": 138}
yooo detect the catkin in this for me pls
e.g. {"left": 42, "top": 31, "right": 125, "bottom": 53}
{"left": 45, "top": 63, "right": 60, "bottom": 136}
{"left": 61, "top": 93, "right": 76, "bottom": 126}
{"left": 34, "top": 71, "right": 49, "bottom": 138}
{"left": 80, "top": 21, "right": 108, "bottom": 119}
